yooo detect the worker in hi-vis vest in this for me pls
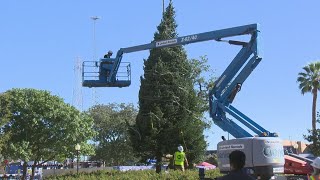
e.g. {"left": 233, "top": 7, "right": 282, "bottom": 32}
{"left": 174, "top": 145, "right": 188, "bottom": 171}
{"left": 309, "top": 157, "right": 320, "bottom": 180}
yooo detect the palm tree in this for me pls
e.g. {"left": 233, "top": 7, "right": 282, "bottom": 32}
{"left": 297, "top": 62, "right": 320, "bottom": 132}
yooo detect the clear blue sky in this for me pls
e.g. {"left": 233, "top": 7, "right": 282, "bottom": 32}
{"left": 1, "top": 1, "right": 319, "bottom": 150}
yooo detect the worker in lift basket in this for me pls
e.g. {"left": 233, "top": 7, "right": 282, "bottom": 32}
{"left": 217, "top": 150, "right": 255, "bottom": 180}
{"left": 309, "top": 157, "right": 320, "bottom": 180}
{"left": 174, "top": 145, "right": 189, "bottom": 171}
{"left": 102, "top": 50, "right": 113, "bottom": 77}
{"left": 104, "top": 50, "right": 113, "bottom": 58}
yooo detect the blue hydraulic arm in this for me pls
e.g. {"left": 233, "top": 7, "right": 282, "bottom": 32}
{"left": 82, "top": 23, "right": 277, "bottom": 138}
{"left": 209, "top": 24, "right": 277, "bottom": 138}
{"left": 82, "top": 24, "right": 259, "bottom": 87}
{"left": 109, "top": 24, "right": 258, "bottom": 84}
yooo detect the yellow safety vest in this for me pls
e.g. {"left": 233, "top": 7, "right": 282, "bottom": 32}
{"left": 174, "top": 151, "right": 185, "bottom": 166}
{"left": 309, "top": 175, "right": 320, "bottom": 180}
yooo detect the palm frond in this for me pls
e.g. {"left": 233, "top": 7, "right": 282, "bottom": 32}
{"left": 301, "top": 85, "right": 312, "bottom": 94}
{"left": 309, "top": 63, "right": 316, "bottom": 73}
{"left": 315, "top": 61, "right": 320, "bottom": 71}
{"left": 298, "top": 72, "right": 308, "bottom": 78}
{"left": 303, "top": 65, "right": 311, "bottom": 74}
{"left": 297, "top": 76, "right": 307, "bottom": 83}
{"left": 298, "top": 62, "right": 320, "bottom": 95}
{"left": 299, "top": 81, "right": 311, "bottom": 90}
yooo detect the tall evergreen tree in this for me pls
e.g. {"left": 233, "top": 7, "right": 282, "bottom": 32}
{"left": 130, "top": 1, "right": 206, "bottom": 172}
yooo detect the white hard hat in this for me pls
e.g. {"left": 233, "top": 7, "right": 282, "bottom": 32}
{"left": 178, "top": 145, "right": 184, "bottom": 152}
{"left": 311, "top": 157, "right": 320, "bottom": 169}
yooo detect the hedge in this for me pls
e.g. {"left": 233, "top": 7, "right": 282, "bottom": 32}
{"left": 46, "top": 169, "right": 222, "bottom": 180}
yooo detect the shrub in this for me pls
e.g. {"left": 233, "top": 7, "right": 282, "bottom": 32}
{"left": 45, "top": 169, "right": 222, "bottom": 180}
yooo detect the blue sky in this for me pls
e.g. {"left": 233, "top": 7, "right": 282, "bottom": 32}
{"left": 1, "top": 1, "right": 319, "bottom": 150}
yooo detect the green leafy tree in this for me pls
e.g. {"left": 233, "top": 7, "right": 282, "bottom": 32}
{"left": 0, "top": 88, "right": 95, "bottom": 180}
{"left": 204, "top": 153, "right": 218, "bottom": 166}
{"left": 130, "top": 1, "right": 207, "bottom": 172}
{"left": 0, "top": 93, "right": 12, "bottom": 160}
{"left": 189, "top": 55, "right": 216, "bottom": 122}
{"left": 297, "top": 62, "right": 320, "bottom": 144}
{"left": 88, "top": 103, "right": 138, "bottom": 166}
{"left": 304, "top": 111, "right": 320, "bottom": 156}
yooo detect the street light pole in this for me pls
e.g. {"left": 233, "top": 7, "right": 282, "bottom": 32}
{"left": 90, "top": 16, "right": 100, "bottom": 61}
{"left": 90, "top": 16, "right": 100, "bottom": 105}
{"left": 75, "top": 144, "right": 81, "bottom": 174}
{"left": 77, "top": 150, "right": 79, "bottom": 174}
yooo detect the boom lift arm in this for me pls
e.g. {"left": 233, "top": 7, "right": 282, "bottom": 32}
{"left": 82, "top": 23, "right": 276, "bottom": 138}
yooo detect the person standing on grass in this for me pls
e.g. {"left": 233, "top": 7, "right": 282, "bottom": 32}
{"left": 174, "top": 145, "right": 188, "bottom": 171}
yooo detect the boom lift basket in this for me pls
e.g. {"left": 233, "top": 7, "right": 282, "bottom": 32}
{"left": 82, "top": 59, "right": 131, "bottom": 88}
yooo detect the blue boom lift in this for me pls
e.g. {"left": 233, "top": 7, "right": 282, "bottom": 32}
{"left": 82, "top": 24, "right": 293, "bottom": 180}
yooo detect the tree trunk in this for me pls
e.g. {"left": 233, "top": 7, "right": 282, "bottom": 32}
{"left": 312, "top": 89, "right": 317, "bottom": 131}
{"left": 156, "top": 154, "right": 162, "bottom": 173}
{"left": 22, "top": 161, "right": 27, "bottom": 180}
{"left": 312, "top": 89, "right": 317, "bottom": 145}
{"left": 31, "top": 160, "right": 37, "bottom": 180}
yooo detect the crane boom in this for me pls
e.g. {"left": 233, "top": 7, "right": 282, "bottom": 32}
{"left": 110, "top": 24, "right": 258, "bottom": 83}
{"left": 82, "top": 23, "right": 275, "bottom": 138}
